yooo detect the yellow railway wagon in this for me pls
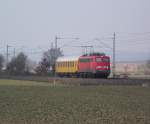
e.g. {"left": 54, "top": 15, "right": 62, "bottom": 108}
{"left": 56, "top": 57, "right": 79, "bottom": 74}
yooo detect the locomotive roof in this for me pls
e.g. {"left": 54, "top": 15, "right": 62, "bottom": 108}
{"left": 80, "top": 55, "right": 110, "bottom": 58}
{"left": 56, "top": 56, "right": 79, "bottom": 62}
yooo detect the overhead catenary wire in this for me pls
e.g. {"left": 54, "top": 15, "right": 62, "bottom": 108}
{"left": 0, "top": 31, "right": 150, "bottom": 62}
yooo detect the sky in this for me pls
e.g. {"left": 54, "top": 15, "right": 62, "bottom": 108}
{"left": 0, "top": 0, "right": 150, "bottom": 62}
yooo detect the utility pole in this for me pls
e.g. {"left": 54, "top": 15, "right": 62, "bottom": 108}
{"left": 14, "top": 48, "right": 16, "bottom": 58}
{"left": 6, "top": 45, "right": 11, "bottom": 66}
{"left": 113, "top": 32, "right": 116, "bottom": 78}
{"left": 55, "top": 36, "right": 58, "bottom": 52}
{"left": 53, "top": 36, "right": 58, "bottom": 85}
{"left": 51, "top": 42, "right": 54, "bottom": 49}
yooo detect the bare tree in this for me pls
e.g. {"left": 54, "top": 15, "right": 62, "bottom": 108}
{"left": 35, "top": 58, "right": 50, "bottom": 75}
{"left": 35, "top": 48, "right": 63, "bottom": 75}
{"left": 43, "top": 48, "right": 63, "bottom": 68}
{"left": 7, "top": 52, "right": 27, "bottom": 75}
{"left": 0, "top": 54, "right": 4, "bottom": 72}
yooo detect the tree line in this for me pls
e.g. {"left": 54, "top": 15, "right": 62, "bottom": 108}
{"left": 0, "top": 47, "right": 63, "bottom": 76}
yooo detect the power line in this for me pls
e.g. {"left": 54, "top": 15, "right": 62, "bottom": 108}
{"left": 94, "top": 38, "right": 113, "bottom": 50}
{"left": 116, "top": 32, "right": 150, "bottom": 35}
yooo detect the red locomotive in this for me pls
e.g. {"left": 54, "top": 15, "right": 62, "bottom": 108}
{"left": 78, "top": 53, "right": 110, "bottom": 78}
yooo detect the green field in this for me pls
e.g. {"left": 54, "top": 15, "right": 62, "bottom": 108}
{"left": 0, "top": 79, "right": 150, "bottom": 124}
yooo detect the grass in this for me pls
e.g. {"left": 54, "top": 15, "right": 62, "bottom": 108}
{"left": 0, "top": 79, "right": 150, "bottom": 124}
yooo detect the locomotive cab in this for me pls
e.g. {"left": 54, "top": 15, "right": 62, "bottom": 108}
{"left": 95, "top": 56, "right": 110, "bottom": 77}
{"left": 78, "top": 55, "right": 110, "bottom": 78}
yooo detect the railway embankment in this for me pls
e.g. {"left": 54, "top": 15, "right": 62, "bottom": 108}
{"left": 0, "top": 76, "right": 150, "bottom": 86}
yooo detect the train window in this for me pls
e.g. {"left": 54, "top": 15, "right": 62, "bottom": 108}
{"left": 71, "top": 62, "right": 73, "bottom": 67}
{"left": 64, "top": 62, "right": 65, "bottom": 67}
{"left": 70, "top": 62, "right": 72, "bottom": 67}
{"left": 72, "top": 62, "right": 74, "bottom": 67}
{"left": 73, "top": 62, "right": 75, "bottom": 66}
{"left": 68, "top": 62, "right": 70, "bottom": 67}
{"left": 79, "top": 58, "right": 92, "bottom": 62}
{"left": 65, "top": 62, "right": 67, "bottom": 67}
{"left": 96, "top": 58, "right": 109, "bottom": 62}
{"left": 102, "top": 58, "right": 109, "bottom": 62}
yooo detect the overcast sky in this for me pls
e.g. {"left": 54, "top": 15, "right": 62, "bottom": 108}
{"left": 0, "top": 0, "right": 150, "bottom": 62}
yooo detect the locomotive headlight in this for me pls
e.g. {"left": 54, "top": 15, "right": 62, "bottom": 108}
{"left": 103, "top": 66, "right": 108, "bottom": 68}
{"left": 96, "top": 66, "right": 102, "bottom": 69}
{"left": 104, "top": 66, "right": 108, "bottom": 69}
{"left": 96, "top": 66, "right": 108, "bottom": 69}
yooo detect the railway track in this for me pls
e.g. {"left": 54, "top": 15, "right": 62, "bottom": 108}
{"left": 49, "top": 77, "right": 150, "bottom": 86}
{"left": 0, "top": 76, "right": 150, "bottom": 86}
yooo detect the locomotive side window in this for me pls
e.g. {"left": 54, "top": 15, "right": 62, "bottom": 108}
{"left": 96, "top": 58, "right": 109, "bottom": 62}
{"left": 79, "top": 58, "right": 92, "bottom": 62}
{"left": 102, "top": 58, "right": 109, "bottom": 62}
